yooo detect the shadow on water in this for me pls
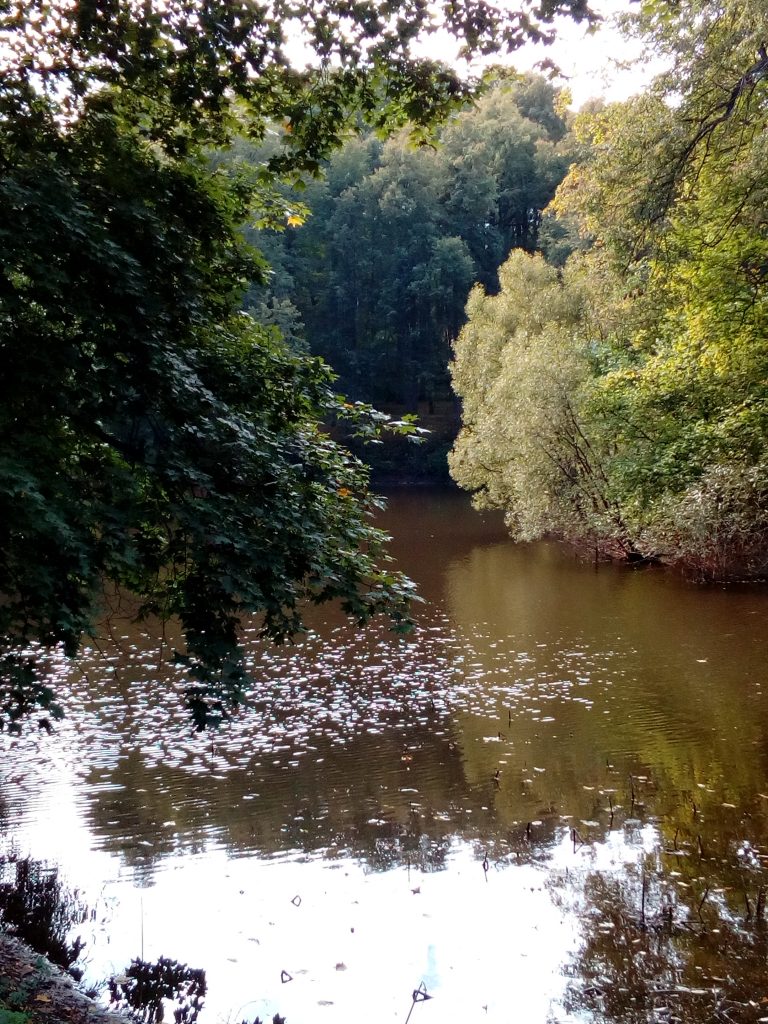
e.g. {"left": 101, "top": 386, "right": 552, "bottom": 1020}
{"left": 0, "top": 852, "right": 90, "bottom": 976}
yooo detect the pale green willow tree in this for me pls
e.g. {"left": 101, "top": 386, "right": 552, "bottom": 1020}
{"left": 449, "top": 251, "right": 641, "bottom": 557}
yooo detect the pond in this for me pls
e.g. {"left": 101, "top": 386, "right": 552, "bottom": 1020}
{"left": 2, "top": 489, "right": 768, "bottom": 1023}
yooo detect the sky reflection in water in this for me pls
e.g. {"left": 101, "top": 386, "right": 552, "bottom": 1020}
{"left": 2, "top": 490, "right": 768, "bottom": 1023}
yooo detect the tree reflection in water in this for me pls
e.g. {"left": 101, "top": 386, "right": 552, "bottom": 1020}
{"left": 556, "top": 840, "right": 768, "bottom": 1023}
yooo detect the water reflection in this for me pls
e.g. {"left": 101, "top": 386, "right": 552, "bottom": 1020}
{"left": 1, "top": 490, "right": 768, "bottom": 1022}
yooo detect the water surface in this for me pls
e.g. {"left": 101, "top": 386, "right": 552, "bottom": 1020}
{"left": 2, "top": 490, "right": 768, "bottom": 1023}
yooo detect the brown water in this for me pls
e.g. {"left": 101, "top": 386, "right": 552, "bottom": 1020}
{"left": 2, "top": 489, "right": 768, "bottom": 1023}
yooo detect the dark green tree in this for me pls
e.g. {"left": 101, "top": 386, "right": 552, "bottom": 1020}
{"left": 244, "top": 74, "right": 574, "bottom": 413}
{"left": 438, "top": 74, "right": 572, "bottom": 290}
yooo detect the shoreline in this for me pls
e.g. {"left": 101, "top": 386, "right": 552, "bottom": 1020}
{"left": 0, "top": 930, "right": 128, "bottom": 1024}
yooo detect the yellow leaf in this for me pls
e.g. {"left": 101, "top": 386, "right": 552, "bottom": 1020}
{"left": 35, "top": 994, "right": 52, "bottom": 1003}
{"left": 286, "top": 214, "right": 304, "bottom": 227}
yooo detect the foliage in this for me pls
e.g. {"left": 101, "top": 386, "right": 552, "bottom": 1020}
{"left": 0, "top": 1, "right": 595, "bottom": 728}
{"left": 243, "top": 75, "right": 576, "bottom": 414}
{"left": 109, "top": 957, "right": 206, "bottom": 1024}
{"left": 449, "top": 250, "right": 639, "bottom": 557}
{"left": 0, "top": 1007, "right": 31, "bottom": 1024}
{"left": 450, "top": 0, "right": 768, "bottom": 578}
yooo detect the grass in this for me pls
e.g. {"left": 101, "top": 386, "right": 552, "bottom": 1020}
{"left": 0, "top": 996, "right": 33, "bottom": 1024}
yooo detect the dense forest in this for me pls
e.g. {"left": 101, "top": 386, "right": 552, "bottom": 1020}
{"left": 240, "top": 0, "right": 768, "bottom": 583}
{"left": 241, "top": 74, "right": 575, "bottom": 411}
{"left": 0, "top": 0, "right": 594, "bottom": 727}
{"left": 235, "top": 73, "right": 581, "bottom": 480}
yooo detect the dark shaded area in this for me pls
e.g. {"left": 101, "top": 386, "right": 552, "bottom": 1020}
{"left": 0, "top": 854, "right": 90, "bottom": 978}
{"left": 108, "top": 957, "right": 206, "bottom": 1024}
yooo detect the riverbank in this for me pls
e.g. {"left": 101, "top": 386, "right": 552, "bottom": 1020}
{"left": 0, "top": 931, "right": 127, "bottom": 1024}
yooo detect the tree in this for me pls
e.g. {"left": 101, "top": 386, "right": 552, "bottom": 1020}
{"left": 450, "top": 0, "right": 768, "bottom": 578}
{"left": 437, "top": 73, "right": 573, "bottom": 290}
{"left": 449, "top": 249, "right": 640, "bottom": 557}
{"left": 244, "top": 74, "right": 575, "bottom": 412}
{"left": 0, "top": 0, "right": 594, "bottom": 729}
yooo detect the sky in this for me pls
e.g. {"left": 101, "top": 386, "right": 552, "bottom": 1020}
{"left": 414, "top": 0, "right": 662, "bottom": 109}
{"left": 509, "top": 0, "right": 656, "bottom": 108}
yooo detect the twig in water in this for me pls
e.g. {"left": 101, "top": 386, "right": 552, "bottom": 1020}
{"left": 744, "top": 892, "right": 752, "bottom": 921}
{"left": 757, "top": 886, "right": 766, "bottom": 919}
{"left": 663, "top": 900, "right": 674, "bottom": 928}
{"left": 640, "top": 871, "right": 647, "bottom": 928}
{"left": 697, "top": 887, "right": 710, "bottom": 920}
{"left": 404, "top": 982, "right": 431, "bottom": 1024}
